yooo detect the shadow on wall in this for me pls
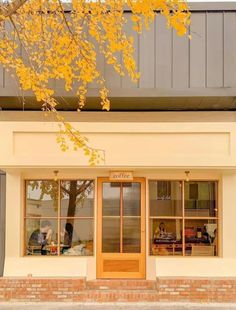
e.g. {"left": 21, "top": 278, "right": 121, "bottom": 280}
{"left": 0, "top": 172, "right": 6, "bottom": 277}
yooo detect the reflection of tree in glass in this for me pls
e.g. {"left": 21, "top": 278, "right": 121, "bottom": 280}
{"left": 60, "top": 180, "right": 93, "bottom": 242}
{"left": 29, "top": 180, "right": 58, "bottom": 210}
{"left": 60, "top": 180, "right": 93, "bottom": 217}
{"left": 28, "top": 180, "right": 93, "bottom": 246}
{"left": 28, "top": 180, "right": 93, "bottom": 216}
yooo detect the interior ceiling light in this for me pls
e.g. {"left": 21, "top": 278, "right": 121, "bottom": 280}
{"left": 53, "top": 170, "right": 59, "bottom": 181}
{"left": 185, "top": 171, "right": 190, "bottom": 182}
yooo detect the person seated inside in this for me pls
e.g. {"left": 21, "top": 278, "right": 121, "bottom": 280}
{"left": 212, "top": 228, "right": 218, "bottom": 255}
{"left": 61, "top": 223, "right": 73, "bottom": 254}
{"left": 28, "top": 220, "right": 53, "bottom": 255}
{"left": 38, "top": 220, "right": 53, "bottom": 255}
{"left": 28, "top": 228, "right": 40, "bottom": 247}
{"left": 202, "top": 225, "right": 211, "bottom": 244}
{"left": 154, "top": 222, "right": 166, "bottom": 239}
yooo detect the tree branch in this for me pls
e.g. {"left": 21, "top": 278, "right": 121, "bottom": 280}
{"left": 0, "top": 0, "right": 28, "bottom": 22}
{"left": 76, "top": 180, "right": 93, "bottom": 197}
{"left": 60, "top": 185, "right": 70, "bottom": 196}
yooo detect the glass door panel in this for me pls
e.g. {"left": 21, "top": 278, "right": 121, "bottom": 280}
{"left": 102, "top": 182, "right": 142, "bottom": 254}
{"left": 102, "top": 182, "right": 120, "bottom": 216}
{"left": 102, "top": 217, "right": 120, "bottom": 253}
{"left": 123, "top": 217, "right": 141, "bottom": 253}
{"left": 123, "top": 182, "right": 141, "bottom": 216}
{"left": 102, "top": 182, "right": 121, "bottom": 253}
{"left": 123, "top": 182, "right": 141, "bottom": 253}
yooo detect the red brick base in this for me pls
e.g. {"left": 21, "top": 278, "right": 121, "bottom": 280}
{"left": 0, "top": 277, "right": 236, "bottom": 302}
{"left": 156, "top": 278, "right": 236, "bottom": 303}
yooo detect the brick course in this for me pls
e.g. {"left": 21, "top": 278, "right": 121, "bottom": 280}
{"left": 0, "top": 277, "right": 236, "bottom": 302}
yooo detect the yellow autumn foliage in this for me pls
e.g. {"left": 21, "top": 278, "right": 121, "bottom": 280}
{"left": 0, "top": 0, "right": 190, "bottom": 165}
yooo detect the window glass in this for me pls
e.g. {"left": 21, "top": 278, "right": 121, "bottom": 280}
{"left": 185, "top": 219, "right": 218, "bottom": 256}
{"left": 26, "top": 219, "right": 58, "bottom": 256}
{"left": 60, "top": 219, "right": 93, "bottom": 256}
{"left": 149, "top": 181, "right": 182, "bottom": 216}
{"left": 60, "top": 180, "right": 94, "bottom": 217}
{"left": 25, "top": 180, "right": 94, "bottom": 256}
{"left": 26, "top": 180, "right": 58, "bottom": 217}
{"left": 150, "top": 219, "right": 183, "bottom": 256}
{"left": 185, "top": 181, "right": 217, "bottom": 217}
{"left": 149, "top": 180, "right": 218, "bottom": 257}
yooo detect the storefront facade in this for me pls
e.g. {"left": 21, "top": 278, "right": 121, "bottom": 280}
{"left": 1, "top": 2, "right": 236, "bottom": 302}
{"left": 0, "top": 112, "right": 235, "bottom": 281}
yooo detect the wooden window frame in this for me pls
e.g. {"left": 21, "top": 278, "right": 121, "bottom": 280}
{"left": 149, "top": 179, "right": 219, "bottom": 257}
{"left": 24, "top": 179, "right": 95, "bottom": 257}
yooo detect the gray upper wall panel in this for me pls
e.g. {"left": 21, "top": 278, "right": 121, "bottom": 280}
{"left": 1, "top": 8, "right": 236, "bottom": 98}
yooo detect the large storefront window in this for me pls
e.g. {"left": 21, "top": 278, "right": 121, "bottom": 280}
{"left": 149, "top": 180, "right": 218, "bottom": 256}
{"left": 25, "top": 180, "right": 94, "bottom": 256}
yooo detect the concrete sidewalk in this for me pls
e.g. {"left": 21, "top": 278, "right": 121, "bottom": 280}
{"left": 0, "top": 303, "right": 236, "bottom": 309}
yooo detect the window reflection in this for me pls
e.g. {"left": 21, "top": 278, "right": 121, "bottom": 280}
{"left": 26, "top": 180, "right": 58, "bottom": 217}
{"left": 25, "top": 180, "right": 94, "bottom": 256}
{"left": 149, "top": 181, "right": 182, "bottom": 217}
{"left": 60, "top": 180, "right": 94, "bottom": 217}
{"left": 185, "top": 181, "right": 217, "bottom": 217}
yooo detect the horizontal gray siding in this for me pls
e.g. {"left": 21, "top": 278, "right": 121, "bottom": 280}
{"left": 1, "top": 11, "right": 236, "bottom": 96}
{"left": 0, "top": 173, "right": 6, "bottom": 277}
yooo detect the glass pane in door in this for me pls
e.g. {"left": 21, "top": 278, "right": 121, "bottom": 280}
{"left": 123, "top": 218, "right": 141, "bottom": 253}
{"left": 102, "top": 182, "right": 121, "bottom": 253}
{"left": 123, "top": 182, "right": 141, "bottom": 253}
{"left": 102, "top": 217, "right": 120, "bottom": 253}
{"left": 123, "top": 183, "right": 141, "bottom": 216}
{"left": 102, "top": 183, "right": 120, "bottom": 216}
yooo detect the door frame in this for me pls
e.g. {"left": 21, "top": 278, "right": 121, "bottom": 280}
{"left": 96, "top": 177, "right": 146, "bottom": 279}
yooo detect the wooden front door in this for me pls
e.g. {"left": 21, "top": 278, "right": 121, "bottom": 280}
{"left": 97, "top": 178, "right": 146, "bottom": 279}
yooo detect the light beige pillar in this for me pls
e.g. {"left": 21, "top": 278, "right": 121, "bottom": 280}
{"left": 222, "top": 173, "right": 236, "bottom": 258}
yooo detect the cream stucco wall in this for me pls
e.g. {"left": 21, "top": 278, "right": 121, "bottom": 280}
{"left": 0, "top": 120, "right": 236, "bottom": 168}
{"left": 1, "top": 115, "right": 236, "bottom": 278}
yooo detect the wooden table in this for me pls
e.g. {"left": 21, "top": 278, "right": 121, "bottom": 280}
{"left": 152, "top": 242, "right": 214, "bottom": 256}
{"left": 28, "top": 244, "right": 70, "bottom": 255}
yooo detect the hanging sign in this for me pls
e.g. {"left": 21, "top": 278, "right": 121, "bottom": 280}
{"left": 109, "top": 171, "right": 133, "bottom": 181}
